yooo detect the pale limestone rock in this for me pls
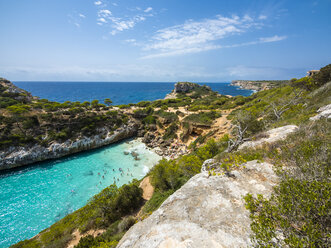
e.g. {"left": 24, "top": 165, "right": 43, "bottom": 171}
{"left": 238, "top": 125, "right": 298, "bottom": 150}
{"left": 118, "top": 160, "right": 277, "bottom": 248}
{"left": 309, "top": 104, "right": 331, "bottom": 121}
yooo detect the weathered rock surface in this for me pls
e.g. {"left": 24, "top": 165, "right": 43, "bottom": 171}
{"left": 238, "top": 125, "right": 298, "bottom": 150}
{"left": 0, "top": 77, "right": 34, "bottom": 101}
{"left": 309, "top": 104, "right": 331, "bottom": 121}
{"left": 118, "top": 160, "right": 278, "bottom": 248}
{"left": 230, "top": 80, "right": 286, "bottom": 91}
{"left": 0, "top": 122, "right": 138, "bottom": 171}
{"left": 165, "top": 82, "right": 211, "bottom": 99}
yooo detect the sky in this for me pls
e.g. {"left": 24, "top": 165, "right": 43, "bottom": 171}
{"left": 0, "top": 0, "right": 330, "bottom": 82}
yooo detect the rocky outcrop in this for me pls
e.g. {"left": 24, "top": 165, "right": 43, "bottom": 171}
{"left": 238, "top": 125, "right": 298, "bottom": 150}
{"left": 118, "top": 160, "right": 278, "bottom": 248}
{"left": 0, "top": 78, "right": 34, "bottom": 101}
{"left": 0, "top": 122, "right": 138, "bottom": 171}
{"left": 231, "top": 80, "right": 287, "bottom": 91}
{"left": 309, "top": 104, "right": 331, "bottom": 121}
{"left": 165, "top": 82, "right": 211, "bottom": 99}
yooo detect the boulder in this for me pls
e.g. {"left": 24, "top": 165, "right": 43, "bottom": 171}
{"left": 309, "top": 104, "right": 331, "bottom": 121}
{"left": 118, "top": 160, "right": 278, "bottom": 248}
{"left": 238, "top": 125, "right": 298, "bottom": 150}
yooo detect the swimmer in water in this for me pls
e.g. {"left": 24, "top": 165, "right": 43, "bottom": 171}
{"left": 117, "top": 178, "right": 119, "bottom": 181}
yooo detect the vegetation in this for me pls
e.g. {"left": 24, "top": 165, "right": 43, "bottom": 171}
{"left": 0, "top": 80, "right": 122, "bottom": 149}
{"left": 12, "top": 180, "right": 143, "bottom": 248}
{"left": 6, "top": 63, "right": 331, "bottom": 248}
{"left": 244, "top": 120, "right": 330, "bottom": 247}
{"left": 183, "top": 111, "right": 221, "bottom": 125}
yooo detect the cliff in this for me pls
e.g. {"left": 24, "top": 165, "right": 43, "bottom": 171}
{"left": 0, "top": 78, "right": 134, "bottom": 171}
{"left": 0, "top": 121, "right": 138, "bottom": 170}
{"left": 231, "top": 80, "right": 288, "bottom": 91}
{"left": 164, "top": 82, "right": 212, "bottom": 99}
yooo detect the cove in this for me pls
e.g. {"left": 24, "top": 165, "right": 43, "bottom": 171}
{"left": 0, "top": 139, "right": 161, "bottom": 248}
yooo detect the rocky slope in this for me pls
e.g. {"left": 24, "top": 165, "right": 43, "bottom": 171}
{"left": 117, "top": 125, "right": 299, "bottom": 248}
{"left": 118, "top": 160, "right": 277, "bottom": 248}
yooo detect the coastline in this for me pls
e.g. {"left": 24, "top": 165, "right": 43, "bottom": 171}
{"left": 0, "top": 121, "right": 138, "bottom": 171}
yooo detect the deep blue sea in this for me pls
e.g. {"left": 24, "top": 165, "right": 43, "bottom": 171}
{"left": 14, "top": 82, "right": 252, "bottom": 105}
{"left": 0, "top": 82, "right": 252, "bottom": 248}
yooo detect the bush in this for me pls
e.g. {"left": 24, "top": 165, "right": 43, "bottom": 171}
{"left": 244, "top": 120, "right": 330, "bottom": 247}
{"left": 162, "top": 123, "right": 178, "bottom": 140}
{"left": 313, "top": 63, "right": 331, "bottom": 87}
{"left": 184, "top": 111, "right": 221, "bottom": 125}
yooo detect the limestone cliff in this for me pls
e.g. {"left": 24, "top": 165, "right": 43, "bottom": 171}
{"left": 0, "top": 122, "right": 138, "bottom": 171}
{"left": 231, "top": 80, "right": 287, "bottom": 91}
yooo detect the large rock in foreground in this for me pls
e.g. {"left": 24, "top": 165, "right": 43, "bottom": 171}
{"left": 118, "top": 160, "right": 278, "bottom": 248}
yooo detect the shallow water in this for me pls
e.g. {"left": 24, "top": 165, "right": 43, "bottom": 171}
{"left": 0, "top": 139, "right": 161, "bottom": 248}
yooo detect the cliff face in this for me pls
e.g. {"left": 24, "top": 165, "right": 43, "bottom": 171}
{"left": 231, "top": 80, "right": 287, "bottom": 91}
{"left": 0, "top": 122, "right": 138, "bottom": 171}
{"left": 165, "top": 82, "right": 211, "bottom": 99}
{"left": 0, "top": 78, "right": 34, "bottom": 101}
{"left": 118, "top": 160, "right": 278, "bottom": 248}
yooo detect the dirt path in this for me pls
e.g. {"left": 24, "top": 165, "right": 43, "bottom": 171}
{"left": 67, "top": 229, "right": 105, "bottom": 248}
{"left": 139, "top": 176, "right": 154, "bottom": 201}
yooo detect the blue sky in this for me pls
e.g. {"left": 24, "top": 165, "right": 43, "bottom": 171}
{"left": 0, "top": 0, "right": 330, "bottom": 82}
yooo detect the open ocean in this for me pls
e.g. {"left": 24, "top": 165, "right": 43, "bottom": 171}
{"left": 14, "top": 82, "right": 252, "bottom": 105}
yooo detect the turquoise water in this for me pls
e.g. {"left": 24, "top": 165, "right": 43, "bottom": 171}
{"left": 0, "top": 139, "right": 161, "bottom": 248}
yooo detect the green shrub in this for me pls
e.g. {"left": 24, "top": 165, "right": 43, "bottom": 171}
{"left": 313, "top": 63, "right": 331, "bottom": 87}
{"left": 162, "top": 123, "right": 178, "bottom": 140}
{"left": 184, "top": 111, "right": 221, "bottom": 125}
{"left": 244, "top": 120, "right": 330, "bottom": 247}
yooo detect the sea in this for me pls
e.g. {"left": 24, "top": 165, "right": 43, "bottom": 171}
{"left": 13, "top": 81, "right": 252, "bottom": 105}
{"left": 0, "top": 82, "right": 252, "bottom": 247}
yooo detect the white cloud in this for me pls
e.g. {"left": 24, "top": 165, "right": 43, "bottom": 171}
{"left": 79, "top": 13, "right": 86, "bottom": 18}
{"left": 108, "top": 14, "right": 148, "bottom": 34}
{"left": 258, "top": 15, "right": 267, "bottom": 20}
{"left": 144, "top": 7, "right": 153, "bottom": 13}
{"left": 95, "top": 4, "right": 151, "bottom": 33}
{"left": 141, "top": 15, "right": 287, "bottom": 59}
{"left": 94, "top": 1, "right": 102, "bottom": 6}
{"left": 97, "top": 17, "right": 107, "bottom": 23}
{"left": 143, "top": 15, "right": 260, "bottom": 58}
{"left": 259, "top": 35, "right": 287, "bottom": 43}
{"left": 98, "top": 9, "right": 112, "bottom": 17}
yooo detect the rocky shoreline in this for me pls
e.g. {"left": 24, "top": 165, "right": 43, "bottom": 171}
{"left": 0, "top": 121, "right": 138, "bottom": 171}
{"left": 231, "top": 80, "right": 287, "bottom": 91}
